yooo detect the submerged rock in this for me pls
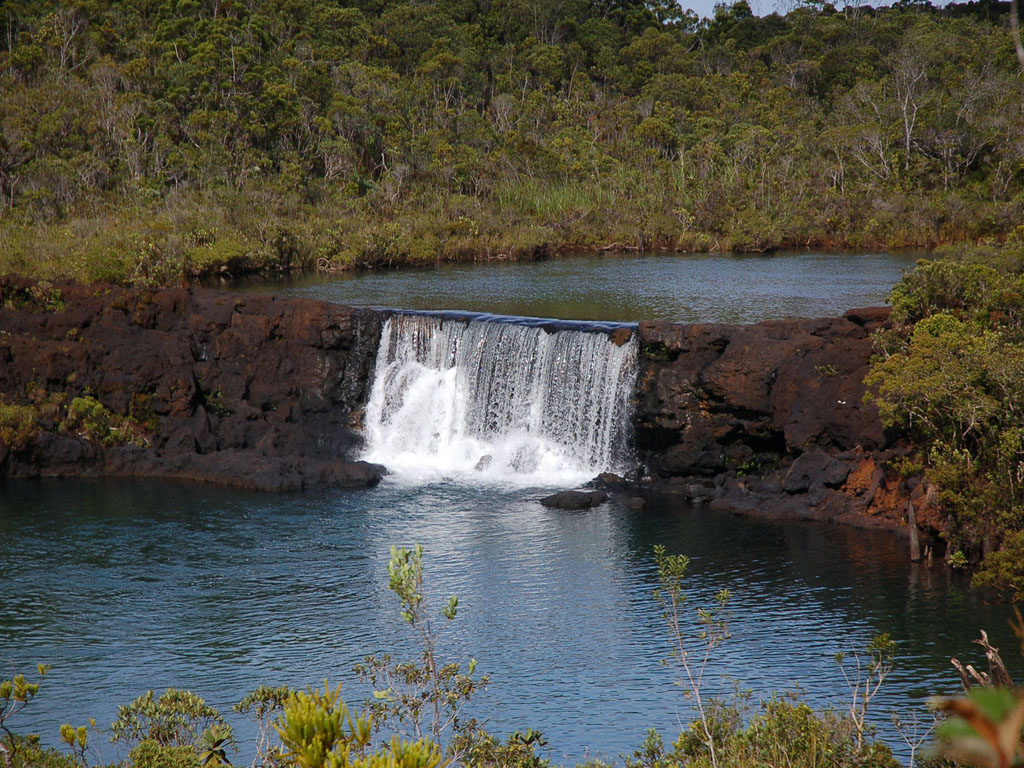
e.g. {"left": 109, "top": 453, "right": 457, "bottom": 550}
{"left": 540, "top": 489, "right": 609, "bottom": 509}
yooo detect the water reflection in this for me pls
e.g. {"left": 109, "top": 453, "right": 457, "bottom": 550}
{"left": 0, "top": 478, "right": 1017, "bottom": 763}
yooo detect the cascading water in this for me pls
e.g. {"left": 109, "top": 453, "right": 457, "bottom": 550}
{"left": 361, "top": 313, "right": 638, "bottom": 486}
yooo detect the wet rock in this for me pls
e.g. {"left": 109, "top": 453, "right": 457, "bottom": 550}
{"left": 586, "top": 472, "right": 629, "bottom": 491}
{"left": 610, "top": 327, "right": 633, "bottom": 347}
{"left": 844, "top": 306, "right": 892, "bottom": 328}
{"left": 635, "top": 312, "right": 891, "bottom": 481}
{"left": 540, "top": 490, "right": 609, "bottom": 509}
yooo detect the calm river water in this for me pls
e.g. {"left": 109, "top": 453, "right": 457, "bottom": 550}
{"left": 220, "top": 250, "right": 921, "bottom": 323}
{"left": 0, "top": 479, "right": 1017, "bottom": 763}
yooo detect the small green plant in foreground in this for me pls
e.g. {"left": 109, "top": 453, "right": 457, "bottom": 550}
{"left": 0, "top": 665, "right": 49, "bottom": 768}
{"left": 653, "top": 545, "right": 731, "bottom": 768}
{"left": 274, "top": 683, "right": 445, "bottom": 768}
{"left": 354, "top": 545, "right": 488, "bottom": 761}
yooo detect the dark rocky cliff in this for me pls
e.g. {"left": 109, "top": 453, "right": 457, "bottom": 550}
{"left": 634, "top": 307, "right": 916, "bottom": 531}
{"left": 1, "top": 277, "right": 916, "bottom": 533}
{"left": 0, "top": 277, "right": 384, "bottom": 490}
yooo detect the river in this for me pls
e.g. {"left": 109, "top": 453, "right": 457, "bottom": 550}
{"left": 4, "top": 249, "right": 1010, "bottom": 765}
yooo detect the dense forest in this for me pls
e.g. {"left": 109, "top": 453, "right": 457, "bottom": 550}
{"left": 2, "top": 0, "right": 1024, "bottom": 281}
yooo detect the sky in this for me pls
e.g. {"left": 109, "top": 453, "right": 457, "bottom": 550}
{"left": 679, "top": 0, "right": 789, "bottom": 21}
{"left": 680, "top": 0, "right": 888, "bottom": 22}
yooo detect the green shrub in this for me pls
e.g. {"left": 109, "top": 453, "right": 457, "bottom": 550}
{"left": 866, "top": 252, "right": 1024, "bottom": 566}
{"left": 128, "top": 741, "right": 201, "bottom": 768}
{"left": 63, "top": 396, "right": 115, "bottom": 445}
{"left": 112, "top": 689, "right": 230, "bottom": 750}
{"left": 9, "top": 736, "right": 75, "bottom": 768}
{"left": 63, "top": 396, "right": 150, "bottom": 447}
{"left": 0, "top": 402, "right": 38, "bottom": 451}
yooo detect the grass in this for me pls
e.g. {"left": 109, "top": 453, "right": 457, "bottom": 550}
{"left": 0, "top": 175, "right": 1015, "bottom": 287}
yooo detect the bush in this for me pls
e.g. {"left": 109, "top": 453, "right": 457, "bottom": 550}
{"left": 111, "top": 690, "right": 230, "bottom": 750}
{"left": 128, "top": 741, "right": 201, "bottom": 768}
{"left": 0, "top": 402, "right": 38, "bottom": 451}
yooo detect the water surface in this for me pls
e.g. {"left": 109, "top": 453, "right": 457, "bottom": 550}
{"left": 219, "top": 251, "right": 920, "bottom": 323}
{"left": 1, "top": 478, "right": 1015, "bottom": 763}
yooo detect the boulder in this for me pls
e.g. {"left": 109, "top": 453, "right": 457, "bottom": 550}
{"left": 540, "top": 490, "right": 609, "bottom": 509}
{"left": 782, "top": 450, "right": 854, "bottom": 493}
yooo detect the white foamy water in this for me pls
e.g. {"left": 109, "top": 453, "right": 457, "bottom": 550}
{"left": 361, "top": 314, "right": 638, "bottom": 486}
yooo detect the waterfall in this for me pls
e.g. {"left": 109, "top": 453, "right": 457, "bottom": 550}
{"left": 361, "top": 313, "right": 638, "bottom": 486}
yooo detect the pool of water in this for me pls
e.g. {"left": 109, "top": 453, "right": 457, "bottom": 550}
{"left": 1, "top": 477, "right": 1016, "bottom": 764}
{"left": 216, "top": 251, "right": 920, "bottom": 324}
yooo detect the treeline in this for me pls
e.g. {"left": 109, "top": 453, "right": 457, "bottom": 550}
{"left": 1, "top": 0, "right": 1023, "bottom": 281}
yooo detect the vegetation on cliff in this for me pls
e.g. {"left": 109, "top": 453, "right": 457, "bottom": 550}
{"left": 866, "top": 240, "right": 1024, "bottom": 599}
{"left": 2, "top": 0, "right": 1024, "bottom": 282}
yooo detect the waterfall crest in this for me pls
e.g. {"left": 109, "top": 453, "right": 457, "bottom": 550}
{"left": 361, "top": 313, "right": 638, "bottom": 485}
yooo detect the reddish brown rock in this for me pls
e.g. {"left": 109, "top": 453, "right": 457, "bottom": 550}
{"left": 0, "top": 276, "right": 383, "bottom": 490}
{"left": 635, "top": 307, "right": 914, "bottom": 531}
{"left": 635, "top": 309, "right": 892, "bottom": 477}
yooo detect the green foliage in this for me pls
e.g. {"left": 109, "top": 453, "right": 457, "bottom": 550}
{"left": 0, "top": 282, "right": 65, "bottom": 312}
{"left": 59, "top": 723, "right": 88, "bottom": 768}
{"left": 2, "top": 2, "right": 1024, "bottom": 283}
{"left": 738, "top": 695, "right": 897, "bottom": 768}
{"left": 652, "top": 545, "right": 730, "bottom": 768}
{"left": 0, "top": 665, "right": 50, "bottom": 768}
{"left": 111, "top": 690, "right": 232, "bottom": 751}
{"left": 0, "top": 401, "right": 38, "bottom": 451}
{"left": 273, "top": 684, "right": 445, "bottom": 768}
{"left": 236, "top": 686, "right": 293, "bottom": 768}
{"left": 64, "top": 396, "right": 115, "bottom": 445}
{"left": 355, "top": 546, "right": 487, "bottom": 758}
{"left": 453, "top": 727, "right": 549, "bottom": 768}
{"left": 8, "top": 736, "right": 76, "bottom": 768}
{"left": 198, "top": 726, "right": 233, "bottom": 768}
{"left": 128, "top": 741, "right": 202, "bottom": 768}
{"left": 866, "top": 251, "right": 1024, "bottom": 574}
{"left": 973, "top": 531, "right": 1024, "bottom": 601}
{"left": 274, "top": 684, "right": 372, "bottom": 768}
{"left": 63, "top": 396, "right": 150, "bottom": 447}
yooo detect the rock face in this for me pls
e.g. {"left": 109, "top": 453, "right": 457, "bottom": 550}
{"left": 0, "top": 277, "right": 384, "bottom": 490}
{"left": 634, "top": 309, "right": 914, "bottom": 530}
{"left": 0, "top": 277, "right": 919, "bottom": 533}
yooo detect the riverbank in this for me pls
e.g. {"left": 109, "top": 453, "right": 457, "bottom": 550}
{"left": 0, "top": 191, "right": 976, "bottom": 288}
